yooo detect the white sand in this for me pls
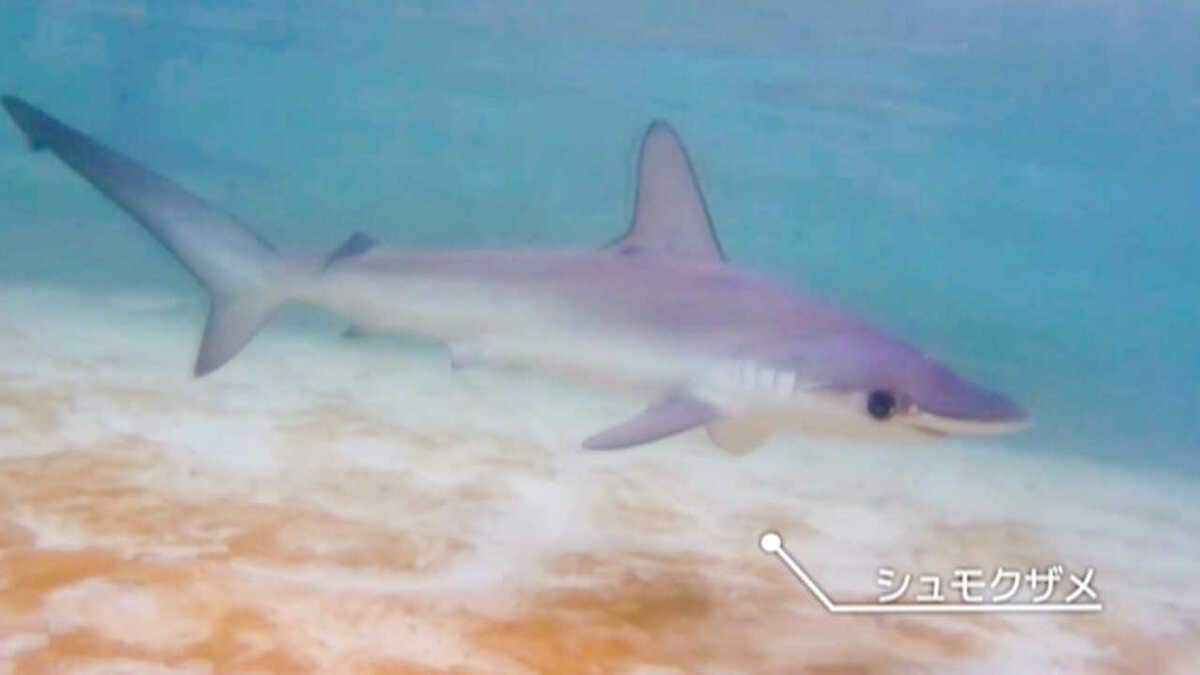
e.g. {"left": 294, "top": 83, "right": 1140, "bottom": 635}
{"left": 0, "top": 282, "right": 1197, "bottom": 674}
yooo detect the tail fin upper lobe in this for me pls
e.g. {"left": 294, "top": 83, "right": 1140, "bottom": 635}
{"left": 2, "top": 95, "right": 285, "bottom": 376}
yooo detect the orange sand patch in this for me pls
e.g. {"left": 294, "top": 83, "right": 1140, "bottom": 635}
{"left": 0, "top": 386, "right": 72, "bottom": 436}
{"left": 2, "top": 438, "right": 1194, "bottom": 673}
{"left": 1066, "top": 613, "right": 1200, "bottom": 675}
{"left": 472, "top": 547, "right": 1013, "bottom": 674}
{"left": 0, "top": 439, "right": 471, "bottom": 572}
{"left": 0, "top": 520, "right": 35, "bottom": 548}
{"left": 0, "top": 347, "right": 1197, "bottom": 673}
{"left": 11, "top": 610, "right": 308, "bottom": 674}
{"left": 0, "top": 439, "right": 1000, "bottom": 675}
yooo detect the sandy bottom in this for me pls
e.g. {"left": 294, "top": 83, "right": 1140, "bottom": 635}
{"left": 0, "top": 283, "right": 1197, "bottom": 674}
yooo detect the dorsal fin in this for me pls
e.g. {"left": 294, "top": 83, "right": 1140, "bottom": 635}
{"left": 609, "top": 121, "right": 725, "bottom": 262}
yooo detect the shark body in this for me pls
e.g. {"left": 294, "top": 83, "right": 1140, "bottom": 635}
{"left": 2, "top": 96, "right": 1027, "bottom": 452}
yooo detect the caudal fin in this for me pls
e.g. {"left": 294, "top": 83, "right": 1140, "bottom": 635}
{"left": 2, "top": 95, "right": 286, "bottom": 376}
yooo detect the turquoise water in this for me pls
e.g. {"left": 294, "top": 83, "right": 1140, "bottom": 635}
{"left": 1, "top": 1, "right": 1196, "bottom": 475}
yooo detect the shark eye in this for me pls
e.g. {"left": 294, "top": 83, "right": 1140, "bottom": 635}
{"left": 866, "top": 390, "right": 897, "bottom": 420}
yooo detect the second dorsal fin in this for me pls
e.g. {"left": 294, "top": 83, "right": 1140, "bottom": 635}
{"left": 322, "top": 231, "right": 378, "bottom": 271}
{"left": 609, "top": 121, "right": 725, "bottom": 262}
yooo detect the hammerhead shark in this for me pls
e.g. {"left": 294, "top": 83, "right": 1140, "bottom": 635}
{"left": 2, "top": 95, "right": 1027, "bottom": 453}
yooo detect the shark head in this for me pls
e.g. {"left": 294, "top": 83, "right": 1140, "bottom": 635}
{"left": 584, "top": 120, "right": 1029, "bottom": 453}
{"left": 763, "top": 330, "right": 1029, "bottom": 440}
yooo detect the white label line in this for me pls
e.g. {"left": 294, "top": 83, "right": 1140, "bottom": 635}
{"left": 758, "top": 531, "right": 1103, "bottom": 615}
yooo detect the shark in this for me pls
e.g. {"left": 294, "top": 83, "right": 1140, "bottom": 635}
{"left": 2, "top": 95, "right": 1027, "bottom": 453}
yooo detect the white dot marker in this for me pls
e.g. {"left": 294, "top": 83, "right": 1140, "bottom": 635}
{"left": 759, "top": 531, "right": 783, "bottom": 554}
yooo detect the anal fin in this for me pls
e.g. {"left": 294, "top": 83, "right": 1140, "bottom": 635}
{"left": 448, "top": 339, "right": 494, "bottom": 370}
{"left": 583, "top": 394, "right": 721, "bottom": 450}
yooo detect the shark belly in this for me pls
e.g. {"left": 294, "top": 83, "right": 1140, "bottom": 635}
{"left": 300, "top": 264, "right": 707, "bottom": 395}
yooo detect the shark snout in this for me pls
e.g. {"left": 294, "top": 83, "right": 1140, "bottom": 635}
{"left": 909, "top": 384, "right": 1029, "bottom": 436}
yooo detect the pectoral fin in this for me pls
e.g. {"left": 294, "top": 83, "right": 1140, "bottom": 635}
{"left": 706, "top": 417, "right": 772, "bottom": 455}
{"left": 583, "top": 394, "right": 721, "bottom": 450}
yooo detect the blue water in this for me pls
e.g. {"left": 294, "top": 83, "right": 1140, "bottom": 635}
{"left": 1, "top": 1, "right": 1196, "bottom": 474}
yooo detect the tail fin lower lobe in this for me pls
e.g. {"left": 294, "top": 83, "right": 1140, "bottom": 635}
{"left": 3, "top": 95, "right": 287, "bottom": 375}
